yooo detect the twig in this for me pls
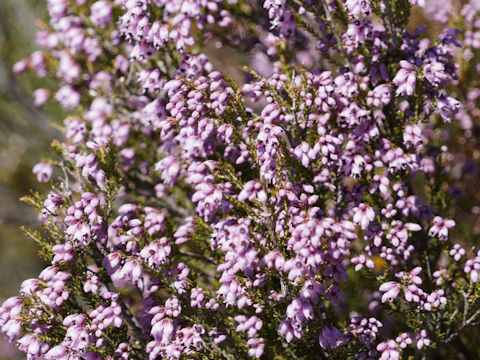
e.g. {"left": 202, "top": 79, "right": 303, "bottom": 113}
{"left": 383, "top": 1, "right": 400, "bottom": 47}
{"left": 321, "top": 1, "right": 353, "bottom": 72}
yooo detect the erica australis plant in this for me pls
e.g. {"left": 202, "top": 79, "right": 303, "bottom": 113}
{"left": 4, "top": 0, "right": 480, "bottom": 358}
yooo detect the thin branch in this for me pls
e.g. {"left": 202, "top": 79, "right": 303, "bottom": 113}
{"left": 321, "top": 1, "right": 353, "bottom": 72}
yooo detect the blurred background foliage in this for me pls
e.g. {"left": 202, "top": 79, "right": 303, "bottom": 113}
{"left": 0, "top": 0, "right": 63, "bottom": 358}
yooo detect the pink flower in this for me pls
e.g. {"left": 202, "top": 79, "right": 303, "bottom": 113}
{"left": 377, "top": 339, "right": 400, "bottom": 360}
{"left": 428, "top": 216, "right": 455, "bottom": 240}
{"left": 32, "top": 88, "right": 51, "bottom": 106}
{"left": 379, "top": 282, "right": 401, "bottom": 303}
{"left": 45, "top": 344, "right": 68, "bottom": 359}
{"left": 353, "top": 203, "right": 375, "bottom": 230}
{"left": 32, "top": 161, "right": 53, "bottom": 182}
{"left": 393, "top": 60, "right": 416, "bottom": 96}
{"left": 151, "top": 318, "right": 175, "bottom": 345}
{"left": 90, "top": 1, "right": 112, "bottom": 28}
{"left": 55, "top": 85, "right": 80, "bottom": 110}
{"left": 52, "top": 242, "right": 74, "bottom": 264}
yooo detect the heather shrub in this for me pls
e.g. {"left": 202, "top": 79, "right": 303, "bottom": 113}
{"left": 3, "top": 0, "right": 480, "bottom": 359}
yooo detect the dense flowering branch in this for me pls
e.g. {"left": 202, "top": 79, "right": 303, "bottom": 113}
{"left": 2, "top": 0, "right": 480, "bottom": 359}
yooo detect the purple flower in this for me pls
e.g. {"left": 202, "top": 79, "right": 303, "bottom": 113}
{"left": 52, "top": 242, "right": 74, "bottom": 264}
{"left": 377, "top": 339, "right": 400, "bottom": 360}
{"left": 379, "top": 281, "right": 401, "bottom": 303}
{"left": 238, "top": 180, "right": 268, "bottom": 204}
{"left": 423, "top": 61, "right": 447, "bottom": 86}
{"left": 319, "top": 326, "right": 342, "bottom": 349}
{"left": 345, "top": 0, "right": 371, "bottom": 18}
{"left": 353, "top": 203, "right": 375, "bottom": 230}
{"left": 428, "top": 216, "right": 455, "bottom": 240}
{"left": 465, "top": 251, "right": 480, "bottom": 282}
{"left": 90, "top": 1, "right": 113, "bottom": 28}
{"left": 449, "top": 244, "right": 465, "bottom": 261}
{"left": 247, "top": 337, "right": 265, "bottom": 358}
{"left": 55, "top": 85, "right": 81, "bottom": 110}
{"left": 32, "top": 88, "right": 51, "bottom": 106}
{"left": 45, "top": 344, "right": 68, "bottom": 359}
{"left": 140, "top": 238, "right": 171, "bottom": 268}
{"left": 414, "top": 330, "right": 431, "bottom": 349}
{"left": 151, "top": 318, "right": 175, "bottom": 345}
{"left": 393, "top": 61, "right": 416, "bottom": 96}
{"left": 436, "top": 96, "right": 461, "bottom": 122}
{"left": 32, "top": 161, "right": 53, "bottom": 182}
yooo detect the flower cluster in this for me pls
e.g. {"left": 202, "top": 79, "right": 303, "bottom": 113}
{"left": 4, "top": 0, "right": 480, "bottom": 359}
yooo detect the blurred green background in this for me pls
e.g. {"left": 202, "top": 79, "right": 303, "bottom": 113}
{"left": 0, "top": 0, "right": 62, "bottom": 358}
